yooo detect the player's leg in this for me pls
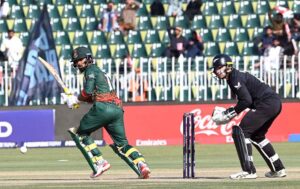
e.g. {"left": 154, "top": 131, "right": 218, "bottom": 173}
{"left": 109, "top": 143, "right": 150, "bottom": 179}
{"left": 105, "top": 107, "right": 150, "bottom": 179}
{"left": 230, "top": 125, "right": 257, "bottom": 179}
{"left": 230, "top": 108, "right": 270, "bottom": 179}
{"left": 245, "top": 96, "right": 285, "bottom": 178}
{"left": 109, "top": 143, "right": 140, "bottom": 176}
{"left": 251, "top": 96, "right": 286, "bottom": 178}
{"left": 68, "top": 127, "right": 110, "bottom": 178}
{"left": 69, "top": 106, "right": 111, "bottom": 178}
{"left": 251, "top": 119, "right": 286, "bottom": 178}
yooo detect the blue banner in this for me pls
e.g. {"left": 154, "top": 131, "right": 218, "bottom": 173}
{"left": 0, "top": 109, "right": 55, "bottom": 142}
{"left": 9, "top": 5, "right": 61, "bottom": 105}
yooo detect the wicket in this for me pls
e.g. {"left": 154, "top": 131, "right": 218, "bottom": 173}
{"left": 183, "top": 113, "right": 195, "bottom": 178}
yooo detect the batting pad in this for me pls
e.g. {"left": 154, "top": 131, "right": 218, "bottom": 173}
{"left": 251, "top": 138, "right": 279, "bottom": 172}
{"left": 68, "top": 127, "right": 100, "bottom": 173}
{"left": 232, "top": 126, "right": 252, "bottom": 173}
{"left": 109, "top": 144, "right": 141, "bottom": 177}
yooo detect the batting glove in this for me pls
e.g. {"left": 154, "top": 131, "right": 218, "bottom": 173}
{"left": 61, "top": 93, "right": 79, "bottom": 109}
{"left": 212, "top": 107, "right": 237, "bottom": 125}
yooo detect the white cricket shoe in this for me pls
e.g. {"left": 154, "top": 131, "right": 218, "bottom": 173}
{"left": 265, "top": 169, "right": 287, "bottom": 178}
{"left": 90, "top": 160, "right": 111, "bottom": 179}
{"left": 229, "top": 171, "right": 257, "bottom": 180}
{"left": 138, "top": 162, "right": 151, "bottom": 179}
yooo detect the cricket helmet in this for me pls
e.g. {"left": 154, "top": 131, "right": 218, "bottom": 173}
{"left": 71, "top": 46, "right": 93, "bottom": 72}
{"left": 212, "top": 54, "right": 233, "bottom": 78}
{"left": 71, "top": 46, "right": 92, "bottom": 62}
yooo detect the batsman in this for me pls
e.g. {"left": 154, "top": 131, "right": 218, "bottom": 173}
{"left": 63, "top": 46, "right": 151, "bottom": 179}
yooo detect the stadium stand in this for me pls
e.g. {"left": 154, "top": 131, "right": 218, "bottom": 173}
{"left": 10, "top": 5, "right": 25, "bottom": 19}
{"left": 127, "top": 30, "right": 143, "bottom": 44}
{"left": 238, "top": 0, "right": 255, "bottom": 14}
{"left": 59, "top": 44, "right": 73, "bottom": 59}
{"left": 207, "top": 14, "right": 224, "bottom": 29}
{"left": 0, "top": 20, "right": 8, "bottom": 32}
{"left": 92, "top": 44, "right": 111, "bottom": 59}
{"left": 79, "top": 4, "right": 96, "bottom": 18}
{"left": 47, "top": 4, "right": 60, "bottom": 18}
{"left": 151, "top": 16, "right": 170, "bottom": 30}
{"left": 113, "top": 44, "right": 128, "bottom": 59}
{"left": 219, "top": 1, "right": 236, "bottom": 15}
{"left": 0, "top": 0, "right": 300, "bottom": 105}
{"left": 55, "top": 30, "right": 71, "bottom": 45}
{"left": 51, "top": 18, "right": 64, "bottom": 31}
{"left": 225, "top": 14, "right": 243, "bottom": 28}
{"left": 137, "top": 15, "right": 153, "bottom": 30}
{"left": 24, "top": 4, "right": 41, "bottom": 19}
{"left": 255, "top": 0, "right": 271, "bottom": 14}
{"left": 202, "top": 1, "right": 218, "bottom": 15}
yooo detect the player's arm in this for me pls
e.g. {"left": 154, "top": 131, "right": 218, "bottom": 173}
{"left": 233, "top": 82, "right": 252, "bottom": 114}
{"left": 78, "top": 69, "right": 95, "bottom": 103}
{"left": 78, "top": 89, "right": 93, "bottom": 103}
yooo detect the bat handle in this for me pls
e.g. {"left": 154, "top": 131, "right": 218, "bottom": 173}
{"left": 64, "top": 88, "right": 71, "bottom": 95}
{"left": 73, "top": 103, "right": 80, "bottom": 109}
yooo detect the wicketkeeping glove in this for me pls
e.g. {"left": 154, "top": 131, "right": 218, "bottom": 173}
{"left": 61, "top": 93, "right": 79, "bottom": 109}
{"left": 212, "top": 107, "right": 237, "bottom": 125}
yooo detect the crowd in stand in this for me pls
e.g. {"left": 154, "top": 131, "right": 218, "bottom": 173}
{"left": 0, "top": 29, "right": 23, "bottom": 77}
{"left": 1, "top": 0, "right": 300, "bottom": 103}
{"left": 96, "top": 0, "right": 204, "bottom": 58}
{"left": 0, "top": 0, "right": 9, "bottom": 19}
{"left": 255, "top": 6, "right": 300, "bottom": 72}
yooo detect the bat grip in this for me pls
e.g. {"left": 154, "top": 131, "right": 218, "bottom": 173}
{"left": 73, "top": 103, "right": 80, "bottom": 109}
{"left": 64, "top": 88, "right": 71, "bottom": 95}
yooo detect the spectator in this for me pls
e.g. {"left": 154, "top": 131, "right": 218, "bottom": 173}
{"left": 184, "top": 0, "right": 202, "bottom": 21}
{"left": 98, "top": 1, "right": 119, "bottom": 32}
{"left": 257, "top": 26, "right": 275, "bottom": 55}
{"left": 166, "top": 0, "right": 183, "bottom": 17}
{"left": 0, "top": 51, "right": 6, "bottom": 61}
{"left": 269, "top": 12, "right": 285, "bottom": 35}
{"left": 165, "top": 27, "right": 188, "bottom": 58}
{"left": 291, "top": 13, "right": 300, "bottom": 42}
{"left": 119, "top": 0, "right": 140, "bottom": 34}
{"left": 0, "top": 29, "right": 23, "bottom": 76}
{"left": 268, "top": 8, "right": 297, "bottom": 56}
{"left": 186, "top": 30, "right": 204, "bottom": 58}
{"left": 150, "top": 0, "right": 165, "bottom": 16}
{"left": 263, "top": 37, "right": 284, "bottom": 72}
{"left": 268, "top": 9, "right": 291, "bottom": 43}
{"left": 273, "top": 6, "right": 294, "bottom": 20}
{"left": 0, "top": 0, "right": 9, "bottom": 19}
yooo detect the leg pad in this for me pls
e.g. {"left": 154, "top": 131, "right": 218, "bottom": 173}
{"left": 110, "top": 144, "right": 144, "bottom": 176}
{"left": 68, "top": 127, "right": 102, "bottom": 173}
{"left": 232, "top": 126, "right": 252, "bottom": 173}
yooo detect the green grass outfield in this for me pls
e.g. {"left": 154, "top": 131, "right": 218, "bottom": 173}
{"left": 0, "top": 142, "right": 299, "bottom": 189}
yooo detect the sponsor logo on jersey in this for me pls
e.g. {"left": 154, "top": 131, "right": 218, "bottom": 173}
{"left": 234, "top": 82, "right": 241, "bottom": 90}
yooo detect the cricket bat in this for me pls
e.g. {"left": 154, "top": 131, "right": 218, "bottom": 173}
{"left": 38, "top": 56, "right": 71, "bottom": 94}
{"left": 38, "top": 56, "right": 79, "bottom": 108}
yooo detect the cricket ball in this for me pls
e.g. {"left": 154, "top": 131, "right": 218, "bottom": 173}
{"left": 20, "top": 146, "right": 27, "bottom": 154}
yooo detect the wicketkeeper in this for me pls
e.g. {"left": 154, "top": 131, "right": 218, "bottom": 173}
{"left": 211, "top": 54, "right": 286, "bottom": 179}
{"left": 62, "top": 46, "right": 151, "bottom": 179}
